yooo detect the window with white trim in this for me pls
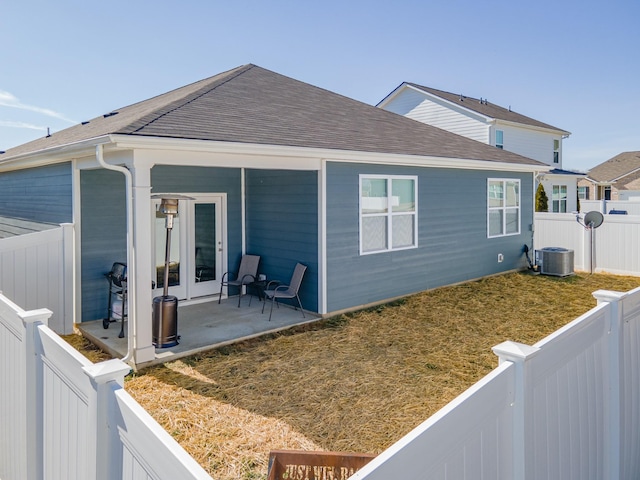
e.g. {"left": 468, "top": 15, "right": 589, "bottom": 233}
{"left": 360, "top": 175, "right": 417, "bottom": 254}
{"left": 552, "top": 185, "right": 567, "bottom": 212}
{"left": 495, "top": 130, "right": 504, "bottom": 149}
{"left": 553, "top": 139, "right": 560, "bottom": 163}
{"left": 488, "top": 179, "right": 520, "bottom": 237}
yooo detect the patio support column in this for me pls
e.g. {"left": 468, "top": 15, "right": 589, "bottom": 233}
{"left": 130, "top": 160, "right": 155, "bottom": 365}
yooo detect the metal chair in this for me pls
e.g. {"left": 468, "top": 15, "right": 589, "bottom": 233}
{"left": 219, "top": 254, "right": 260, "bottom": 307}
{"left": 262, "top": 263, "right": 307, "bottom": 321}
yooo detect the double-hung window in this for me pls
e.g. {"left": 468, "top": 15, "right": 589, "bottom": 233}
{"left": 495, "top": 130, "right": 504, "bottom": 149}
{"left": 360, "top": 175, "right": 417, "bottom": 254}
{"left": 488, "top": 179, "right": 520, "bottom": 237}
{"left": 553, "top": 139, "right": 560, "bottom": 163}
{"left": 552, "top": 185, "right": 567, "bottom": 212}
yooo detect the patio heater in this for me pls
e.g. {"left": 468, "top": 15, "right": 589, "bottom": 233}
{"left": 151, "top": 194, "right": 193, "bottom": 348}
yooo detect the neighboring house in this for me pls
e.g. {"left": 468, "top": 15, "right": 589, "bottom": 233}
{"left": 578, "top": 151, "right": 640, "bottom": 201}
{"left": 0, "top": 64, "right": 548, "bottom": 366}
{"left": 378, "top": 83, "right": 584, "bottom": 212}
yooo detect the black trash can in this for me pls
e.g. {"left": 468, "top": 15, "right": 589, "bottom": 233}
{"left": 152, "top": 295, "right": 179, "bottom": 348}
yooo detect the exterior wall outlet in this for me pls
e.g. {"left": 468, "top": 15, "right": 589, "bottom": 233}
{"left": 497, "top": 253, "right": 504, "bottom": 263}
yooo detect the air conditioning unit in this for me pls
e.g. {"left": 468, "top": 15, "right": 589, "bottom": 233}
{"left": 535, "top": 247, "right": 574, "bottom": 277}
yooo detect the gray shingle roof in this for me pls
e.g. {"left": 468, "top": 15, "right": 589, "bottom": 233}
{"left": 403, "top": 84, "right": 569, "bottom": 134}
{"left": 587, "top": 151, "right": 640, "bottom": 183}
{"left": 0, "top": 216, "right": 58, "bottom": 239}
{"left": 1, "top": 65, "right": 545, "bottom": 167}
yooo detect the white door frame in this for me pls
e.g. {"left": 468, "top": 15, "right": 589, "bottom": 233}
{"left": 151, "top": 193, "right": 227, "bottom": 302}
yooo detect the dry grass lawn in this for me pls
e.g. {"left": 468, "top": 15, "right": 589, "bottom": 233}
{"left": 65, "top": 271, "right": 640, "bottom": 479}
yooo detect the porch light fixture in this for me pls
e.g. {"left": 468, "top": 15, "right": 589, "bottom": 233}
{"left": 151, "top": 194, "right": 194, "bottom": 348}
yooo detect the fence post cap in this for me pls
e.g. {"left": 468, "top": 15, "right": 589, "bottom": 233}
{"left": 83, "top": 358, "right": 131, "bottom": 385}
{"left": 492, "top": 340, "right": 540, "bottom": 362}
{"left": 592, "top": 289, "right": 626, "bottom": 303}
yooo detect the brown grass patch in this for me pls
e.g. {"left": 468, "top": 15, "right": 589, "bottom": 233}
{"left": 67, "top": 272, "right": 640, "bottom": 480}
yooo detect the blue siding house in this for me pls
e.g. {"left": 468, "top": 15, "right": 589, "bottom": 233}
{"left": 0, "top": 64, "right": 548, "bottom": 366}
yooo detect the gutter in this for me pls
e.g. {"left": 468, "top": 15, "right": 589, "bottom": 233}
{"left": 110, "top": 135, "right": 548, "bottom": 173}
{"left": 96, "top": 143, "right": 135, "bottom": 364}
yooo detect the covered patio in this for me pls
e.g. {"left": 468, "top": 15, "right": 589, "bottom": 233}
{"left": 78, "top": 296, "right": 317, "bottom": 368}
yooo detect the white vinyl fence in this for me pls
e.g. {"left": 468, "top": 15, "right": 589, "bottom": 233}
{"left": 581, "top": 199, "right": 640, "bottom": 216}
{"left": 0, "top": 223, "right": 74, "bottom": 334}
{"left": 534, "top": 212, "right": 640, "bottom": 276}
{"left": 3, "top": 286, "right": 640, "bottom": 479}
{"left": 0, "top": 292, "right": 212, "bottom": 480}
{"left": 353, "top": 286, "right": 640, "bottom": 480}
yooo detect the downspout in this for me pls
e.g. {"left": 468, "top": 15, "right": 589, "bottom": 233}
{"left": 96, "top": 144, "right": 135, "bottom": 363}
{"left": 532, "top": 170, "right": 544, "bottom": 256}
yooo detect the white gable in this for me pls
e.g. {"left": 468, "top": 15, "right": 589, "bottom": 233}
{"left": 383, "top": 87, "right": 489, "bottom": 144}
{"left": 380, "top": 85, "right": 566, "bottom": 168}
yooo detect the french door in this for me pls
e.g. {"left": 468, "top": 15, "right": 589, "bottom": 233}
{"left": 152, "top": 194, "right": 226, "bottom": 301}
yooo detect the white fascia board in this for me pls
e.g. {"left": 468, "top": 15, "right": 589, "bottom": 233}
{"left": 110, "top": 134, "right": 546, "bottom": 173}
{"left": 542, "top": 172, "right": 586, "bottom": 180}
{"left": 0, "top": 133, "right": 546, "bottom": 174}
{"left": 585, "top": 177, "right": 611, "bottom": 186}
{"left": 494, "top": 119, "right": 571, "bottom": 137}
{"left": 0, "top": 135, "right": 113, "bottom": 172}
{"left": 375, "top": 82, "right": 409, "bottom": 108}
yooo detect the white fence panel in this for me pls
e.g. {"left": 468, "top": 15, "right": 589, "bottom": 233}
{"left": 114, "top": 390, "right": 212, "bottom": 480}
{"left": 534, "top": 213, "right": 586, "bottom": 271}
{"left": 0, "top": 294, "right": 34, "bottom": 480}
{"left": 354, "top": 287, "right": 640, "bottom": 480}
{"left": 351, "top": 363, "right": 516, "bottom": 479}
{"left": 0, "top": 292, "right": 213, "bottom": 480}
{"left": 593, "top": 215, "right": 640, "bottom": 276}
{"left": 528, "top": 303, "right": 612, "bottom": 479}
{"left": 581, "top": 200, "right": 640, "bottom": 215}
{"left": 619, "top": 288, "right": 640, "bottom": 478}
{"left": 534, "top": 213, "right": 640, "bottom": 277}
{"left": 0, "top": 223, "right": 74, "bottom": 334}
{"left": 39, "top": 325, "right": 95, "bottom": 480}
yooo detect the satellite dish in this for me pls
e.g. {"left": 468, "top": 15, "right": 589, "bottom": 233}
{"left": 584, "top": 211, "right": 604, "bottom": 229}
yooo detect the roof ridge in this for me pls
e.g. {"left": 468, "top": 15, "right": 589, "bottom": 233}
{"left": 126, "top": 64, "right": 255, "bottom": 134}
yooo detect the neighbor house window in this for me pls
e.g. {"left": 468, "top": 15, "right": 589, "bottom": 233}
{"left": 578, "top": 186, "right": 589, "bottom": 200}
{"left": 488, "top": 179, "right": 520, "bottom": 237}
{"left": 360, "top": 175, "right": 417, "bottom": 254}
{"left": 495, "top": 130, "right": 504, "bottom": 149}
{"left": 552, "top": 185, "right": 567, "bottom": 212}
{"left": 553, "top": 139, "right": 560, "bottom": 163}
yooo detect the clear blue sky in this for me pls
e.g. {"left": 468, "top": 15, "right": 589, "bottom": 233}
{"left": 1, "top": 0, "right": 638, "bottom": 171}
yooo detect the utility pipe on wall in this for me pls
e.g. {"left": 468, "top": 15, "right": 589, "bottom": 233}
{"left": 96, "top": 144, "right": 135, "bottom": 364}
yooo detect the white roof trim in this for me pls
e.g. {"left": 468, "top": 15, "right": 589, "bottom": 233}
{"left": 112, "top": 135, "right": 547, "bottom": 173}
{"left": 0, "top": 133, "right": 548, "bottom": 174}
{"left": 0, "top": 135, "right": 112, "bottom": 172}
{"left": 493, "top": 118, "right": 571, "bottom": 137}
